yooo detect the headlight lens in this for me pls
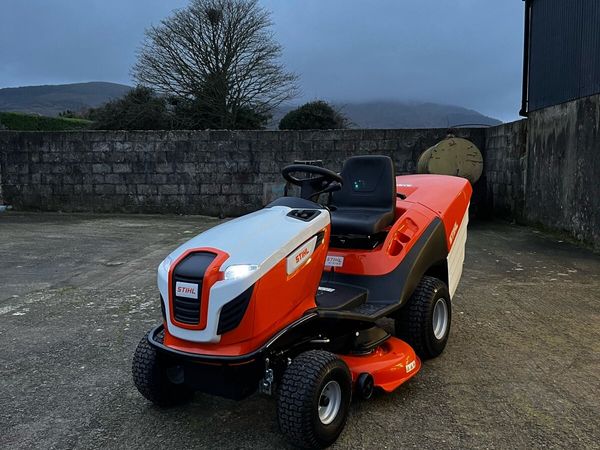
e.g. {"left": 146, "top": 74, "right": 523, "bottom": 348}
{"left": 224, "top": 264, "right": 258, "bottom": 280}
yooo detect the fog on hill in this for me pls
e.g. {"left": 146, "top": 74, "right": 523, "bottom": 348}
{"left": 0, "top": 82, "right": 131, "bottom": 117}
{"left": 271, "top": 101, "right": 501, "bottom": 129}
{"left": 0, "top": 82, "right": 501, "bottom": 128}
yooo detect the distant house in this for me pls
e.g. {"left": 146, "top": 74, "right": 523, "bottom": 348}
{"left": 521, "top": 0, "right": 600, "bottom": 115}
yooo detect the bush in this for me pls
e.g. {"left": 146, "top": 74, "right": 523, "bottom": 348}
{"left": 89, "top": 86, "right": 171, "bottom": 130}
{"left": 279, "top": 101, "right": 347, "bottom": 130}
{"left": 169, "top": 97, "right": 270, "bottom": 130}
{"left": 0, "top": 112, "right": 92, "bottom": 131}
{"left": 58, "top": 110, "right": 78, "bottom": 119}
{"left": 89, "top": 86, "right": 269, "bottom": 130}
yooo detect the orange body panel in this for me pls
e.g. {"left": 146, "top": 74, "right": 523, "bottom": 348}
{"left": 325, "top": 175, "right": 471, "bottom": 277}
{"left": 340, "top": 337, "right": 421, "bottom": 393}
{"left": 163, "top": 175, "right": 471, "bottom": 359}
{"left": 164, "top": 226, "right": 330, "bottom": 356}
{"left": 397, "top": 175, "right": 472, "bottom": 249}
{"left": 325, "top": 203, "right": 436, "bottom": 276}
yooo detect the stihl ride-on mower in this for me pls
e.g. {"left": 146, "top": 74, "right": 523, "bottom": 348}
{"left": 132, "top": 155, "right": 472, "bottom": 448}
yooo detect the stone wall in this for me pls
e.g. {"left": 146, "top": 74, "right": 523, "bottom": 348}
{"left": 524, "top": 94, "right": 600, "bottom": 249}
{"left": 0, "top": 128, "right": 485, "bottom": 217}
{"left": 482, "top": 119, "right": 528, "bottom": 220}
{"left": 1, "top": 95, "right": 598, "bottom": 250}
{"left": 481, "top": 94, "right": 600, "bottom": 250}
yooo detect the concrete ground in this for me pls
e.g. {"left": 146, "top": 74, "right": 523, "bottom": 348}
{"left": 0, "top": 213, "right": 599, "bottom": 449}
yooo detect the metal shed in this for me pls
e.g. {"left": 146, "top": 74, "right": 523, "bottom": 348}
{"left": 521, "top": 0, "right": 600, "bottom": 115}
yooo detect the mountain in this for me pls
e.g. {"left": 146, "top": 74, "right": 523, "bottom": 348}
{"left": 0, "top": 82, "right": 502, "bottom": 128}
{"left": 272, "top": 101, "right": 502, "bottom": 129}
{"left": 0, "top": 82, "right": 131, "bottom": 117}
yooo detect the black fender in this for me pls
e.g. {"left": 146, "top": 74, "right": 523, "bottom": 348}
{"left": 323, "top": 218, "right": 448, "bottom": 310}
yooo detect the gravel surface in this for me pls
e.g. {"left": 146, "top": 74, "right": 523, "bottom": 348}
{"left": 1, "top": 213, "right": 598, "bottom": 449}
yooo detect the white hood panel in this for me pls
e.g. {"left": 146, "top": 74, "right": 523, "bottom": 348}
{"left": 157, "top": 205, "right": 329, "bottom": 343}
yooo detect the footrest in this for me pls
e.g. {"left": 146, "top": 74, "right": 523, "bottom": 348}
{"left": 350, "top": 302, "right": 389, "bottom": 317}
{"left": 316, "top": 282, "right": 368, "bottom": 311}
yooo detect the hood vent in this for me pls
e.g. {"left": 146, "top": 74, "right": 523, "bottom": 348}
{"left": 217, "top": 285, "right": 254, "bottom": 335}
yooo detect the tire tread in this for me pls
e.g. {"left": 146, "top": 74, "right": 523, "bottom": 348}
{"left": 277, "top": 350, "right": 350, "bottom": 448}
{"left": 395, "top": 276, "right": 450, "bottom": 360}
{"left": 132, "top": 333, "right": 191, "bottom": 407}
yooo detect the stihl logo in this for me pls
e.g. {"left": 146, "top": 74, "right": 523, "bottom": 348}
{"left": 175, "top": 281, "right": 199, "bottom": 299}
{"left": 177, "top": 286, "right": 195, "bottom": 294}
{"left": 295, "top": 248, "right": 310, "bottom": 263}
{"left": 325, "top": 255, "right": 344, "bottom": 268}
{"left": 286, "top": 236, "right": 318, "bottom": 275}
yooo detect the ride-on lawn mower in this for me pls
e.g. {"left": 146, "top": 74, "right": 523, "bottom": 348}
{"left": 132, "top": 155, "right": 472, "bottom": 448}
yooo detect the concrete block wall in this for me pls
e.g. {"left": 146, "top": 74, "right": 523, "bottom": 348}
{"left": 525, "top": 94, "right": 600, "bottom": 249}
{"left": 482, "top": 94, "right": 600, "bottom": 250}
{"left": 1, "top": 98, "right": 598, "bottom": 251}
{"left": 482, "top": 119, "right": 528, "bottom": 220}
{"left": 0, "top": 128, "right": 485, "bottom": 217}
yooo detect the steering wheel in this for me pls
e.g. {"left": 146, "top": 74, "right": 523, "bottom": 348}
{"left": 282, "top": 164, "right": 343, "bottom": 187}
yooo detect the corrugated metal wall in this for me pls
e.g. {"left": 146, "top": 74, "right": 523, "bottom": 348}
{"left": 526, "top": 0, "right": 600, "bottom": 112}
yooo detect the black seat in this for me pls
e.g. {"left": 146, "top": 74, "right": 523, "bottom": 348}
{"left": 330, "top": 155, "right": 396, "bottom": 236}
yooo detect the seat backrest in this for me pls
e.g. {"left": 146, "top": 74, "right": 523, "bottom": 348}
{"left": 331, "top": 155, "right": 396, "bottom": 210}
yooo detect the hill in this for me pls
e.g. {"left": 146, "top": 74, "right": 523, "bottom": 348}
{"left": 0, "top": 82, "right": 502, "bottom": 128}
{"left": 272, "top": 101, "right": 501, "bottom": 129}
{"left": 0, "top": 112, "right": 92, "bottom": 131}
{"left": 0, "top": 82, "right": 131, "bottom": 117}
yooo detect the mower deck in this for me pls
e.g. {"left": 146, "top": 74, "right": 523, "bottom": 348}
{"left": 147, "top": 316, "right": 421, "bottom": 401}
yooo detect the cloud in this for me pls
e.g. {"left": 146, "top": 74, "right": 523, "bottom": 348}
{"left": 0, "top": 0, "right": 523, "bottom": 121}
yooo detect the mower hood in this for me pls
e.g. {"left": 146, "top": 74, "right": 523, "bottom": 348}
{"left": 157, "top": 204, "right": 329, "bottom": 343}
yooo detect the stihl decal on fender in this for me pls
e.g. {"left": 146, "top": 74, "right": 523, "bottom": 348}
{"left": 325, "top": 255, "right": 344, "bottom": 268}
{"left": 286, "top": 236, "right": 317, "bottom": 275}
{"left": 175, "top": 281, "right": 199, "bottom": 299}
{"left": 406, "top": 360, "right": 416, "bottom": 373}
{"left": 295, "top": 248, "right": 310, "bottom": 263}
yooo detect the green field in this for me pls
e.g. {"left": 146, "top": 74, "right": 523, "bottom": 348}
{"left": 0, "top": 112, "right": 93, "bottom": 131}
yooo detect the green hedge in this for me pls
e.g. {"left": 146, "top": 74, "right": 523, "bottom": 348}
{"left": 0, "top": 112, "right": 93, "bottom": 131}
{"left": 278, "top": 101, "right": 347, "bottom": 130}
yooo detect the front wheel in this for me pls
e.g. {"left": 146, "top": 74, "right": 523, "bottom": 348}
{"left": 132, "top": 333, "right": 193, "bottom": 407}
{"left": 277, "top": 350, "right": 352, "bottom": 448}
{"left": 395, "top": 276, "right": 451, "bottom": 360}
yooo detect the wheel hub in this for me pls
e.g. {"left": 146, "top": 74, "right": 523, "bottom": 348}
{"left": 432, "top": 298, "right": 449, "bottom": 340}
{"left": 318, "top": 380, "right": 341, "bottom": 425}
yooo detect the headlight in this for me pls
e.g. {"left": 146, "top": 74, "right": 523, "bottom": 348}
{"left": 224, "top": 264, "right": 258, "bottom": 280}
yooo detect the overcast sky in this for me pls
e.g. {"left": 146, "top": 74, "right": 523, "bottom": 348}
{"left": 0, "top": 0, "right": 524, "bottom": 122}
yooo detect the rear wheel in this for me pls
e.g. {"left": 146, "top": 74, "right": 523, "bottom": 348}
{"left": 132, "top": 333, "right": 193, "bottom": 407}
{"left": 395, "top": 276, "right": 451, "bottom": 360}
{"left": 277, "top": 350, "right": 352, "bottom": 449}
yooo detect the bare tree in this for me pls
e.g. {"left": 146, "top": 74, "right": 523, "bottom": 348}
{"left": 133, "top": 0, "right": 298, "bottom": 129}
